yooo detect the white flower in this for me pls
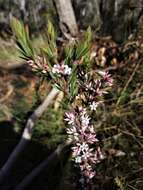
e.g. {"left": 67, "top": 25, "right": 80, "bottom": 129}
{"left": 90, "top": 101, "right": 98, "bottom": 111}
{"left": 80, "top": 142, "right": 89, "bottom": 153}
{"left": 42, "top": 70, "right": 47, "bottom": 74}
{"left": 52, "top": 63, "right": 71, "bottom": 75}
{"left": 90, "top": 101, "right": 103, "bottom": 111}
{"left": 52, "top": 64, "right": 61, "bottom": 74}
{"left": 97, "top": 70, "right": 106, "bottom": 77}
{"left": 81, "top": 114, "right": 90, "bottom": 126}
{"left": 64, "top": 65, "right": 71, "bottom": 75}
{"left": 81, "top": 149, "right": 92, "bottom": 160}
{"left": 75, "top": 156, "right": 82, "bottom": 163}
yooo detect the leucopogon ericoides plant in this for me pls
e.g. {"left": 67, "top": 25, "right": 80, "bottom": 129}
{"left": 11, "top": 17, "right": 113, "bottom": 189}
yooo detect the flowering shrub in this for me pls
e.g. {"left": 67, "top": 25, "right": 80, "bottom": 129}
{"left": 11, "top": 18, "right": 113, "bottom": 189}
{"left": 64, "top": 70, "right": 113, "bottom": 187}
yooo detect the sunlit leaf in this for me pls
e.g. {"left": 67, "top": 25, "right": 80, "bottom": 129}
{"left": 10, "top": 17, "right": 34, "bottom": 60}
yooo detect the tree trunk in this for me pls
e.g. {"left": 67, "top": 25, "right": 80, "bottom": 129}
{"left": 74, "top": 0, "right": 143, "bottom": 42}
{"left": 54, "top": 0, "right": 78, "bottom": 36}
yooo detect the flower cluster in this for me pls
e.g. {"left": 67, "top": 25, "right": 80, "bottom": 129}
{"left": 77, "top": 70, "right": 113, "bottom": 110}
{"left": 97, "top": 70, "right": 113, "bottom": 87}
{"left": 27, "top": 56, "right": 49, "bottom": 74}
{"left": 27, "top": 58, "right": 72, "bottom": 76}
{"left": 64, "top": 70, "right": 113, "bottom": 186}
{"left": 65, "top": 108, "right": 104, "bottom": 182}
{"left": 52, "top": 61, "right": 71, "bottom": 75}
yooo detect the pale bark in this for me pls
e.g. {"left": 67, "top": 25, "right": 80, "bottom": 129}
{"left": 0, "top": 87, "right": 59, "bottom": 184}
{"left": 54, "top": 0, "right": 78, "bottom": 36}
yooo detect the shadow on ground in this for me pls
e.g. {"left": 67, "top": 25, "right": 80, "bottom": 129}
{"left": 0, "top": 121, "right": 70, "bottom": 190}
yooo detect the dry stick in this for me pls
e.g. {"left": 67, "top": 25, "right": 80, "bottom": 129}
{"left": 0, "top": 87, "right": 59, "bottom": 184}
{"left": 14, "top": 140, "right": 71, "bottom": 190}
{"left": 116, "top": 60, "right": 141, "bottom": 107}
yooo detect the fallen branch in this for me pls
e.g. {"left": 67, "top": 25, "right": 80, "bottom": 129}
{"left": 14, "top": 140, "right": 71, "bottom": 190}
{"left": 0, "top": 87, "right": 59, "bottom": 184}
{"left": 14, "top": 137, "right": 128, "bottom": 190}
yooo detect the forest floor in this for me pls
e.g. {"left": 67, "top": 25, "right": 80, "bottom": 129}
{"left": 0, "top": 36, "right": 143, "bottom": 190}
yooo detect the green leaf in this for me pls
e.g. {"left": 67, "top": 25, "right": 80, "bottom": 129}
{"left": 64, "top": 43, "right": 75, "bottom": 65}
{"left": 43, "top": 21, "right": 57, "bottom": 61}
{"left": 84, "top": 26, "right": 92, "bottom": 44}
{"left": 42, "top": 46, "right": 54, "bottom": 59}
{"left": 47, "top": 20, "right": 56, "bottom": 43}
{"left": 75, "top": 27, "right": 92, "bottom": 60}
{"left": 10, "top": 17, "right": 34, "bottom": 60}
{"left": 54, "top": 83, "right": 62, "bottom": 91}
{"left": 69, "top": 65, "right": 78, "bottom": 98}
{"left": 76, "top": 42, "right": 89, "bottom": 60}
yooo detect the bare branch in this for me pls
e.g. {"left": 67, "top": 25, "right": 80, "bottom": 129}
{"left": 0, "top": 87, "right": 59, "bottom": 184}
{"left": 14, "top": 140, "right": 71, "bottom": 190}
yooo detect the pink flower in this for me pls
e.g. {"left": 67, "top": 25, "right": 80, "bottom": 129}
{"left": 64, "top": 68, "right": 113, "bottom": 184}
{"left": 27, "top": 59, "right": 34, "bottom": 65}
{"left": 85, "top": 133, "right": 98, "bottom": 144}
{"left": 42, "top": 65, "right": 49, "bottom": 74}
{"left": 27, "top": 60, "right": 38, "bottom": 70}
{"left": 98, "top": 71, "right": 113, "bottom": 86}
{"left": 64, "top": 112, "right": 75, "bottom": 125}
{"left": 83, "top": 170, "right": 96, "bottom": 179}
{"left": 27, "top": 58, "right": 49, "bottom": 73}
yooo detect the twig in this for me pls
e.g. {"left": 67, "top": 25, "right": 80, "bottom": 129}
{"left": 121, "top": 130, "right": 143, "bottom": 148}
{"left": 116, "top": 60, "right": 141, "bottom": 106}
{"left": 0, "top": 87, "right": 59, "bottom": 184}
{"left": 127, "top": 184, "right": 138, "bottom": 190}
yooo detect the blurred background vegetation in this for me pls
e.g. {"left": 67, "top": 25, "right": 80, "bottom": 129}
{"left": 0, "top": 0, "right": 143, "bottom": 190}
